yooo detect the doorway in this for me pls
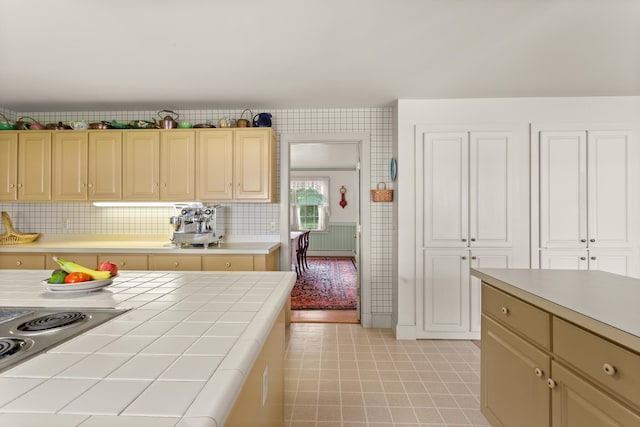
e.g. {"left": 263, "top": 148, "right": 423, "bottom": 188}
{"left": 279, "top": 133, "right": 371, "bottom": 326}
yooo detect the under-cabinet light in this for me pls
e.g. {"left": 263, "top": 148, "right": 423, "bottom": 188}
{"left": 92, "top": 202, "right": 189, "bottom": 207}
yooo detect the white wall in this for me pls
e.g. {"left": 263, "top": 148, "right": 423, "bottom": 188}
{"left": 394, "top": 96, "right": 640, "bottom": 339}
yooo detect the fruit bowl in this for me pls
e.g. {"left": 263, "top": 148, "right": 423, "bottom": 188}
{"left": 42, "top": 275, "right": 117, "bottom": 293}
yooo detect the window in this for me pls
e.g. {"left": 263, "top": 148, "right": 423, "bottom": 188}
{"left": 290, "top": 177, "right": 330, "bottom": 231}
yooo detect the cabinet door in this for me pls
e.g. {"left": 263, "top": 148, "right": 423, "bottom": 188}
{"left": 202, "top": 255, "right": 254, "bottom": 271}
{"left": 470, "top": 249, "right": 511, "bottom": 333}
{"left": 0, "top": 132, "right": 18, "bottom": 201}
{"left": 148, "top": 255, "right": 201, "bottom": 271}
{"left": 551, "top": 361, "right": 640, "bottom": 427}
{"left": 421, "top": 249, "right": 470, "bottom": 333}
{"left": 160, "top": 131, "right": 195, "bottom": 201}
{"left": 421, "top": 132, "right": 469, "bottom": 248}
{"left": 540, "top": 250, "right": 589, "bottom": 270}
{"left": 540, "top": 131, "right": 587, "bottom": 249}
{"left": 588, "top": 249, "right": 632, "bottom": 277}
{"left": 234, "top": 129, "right": 274, "bottom": 201}
{"left": 196, "top": 130, "right": 234, "bottom": 200}
{"left": 89, "top": 131, "right": 122, "bottom": 200}
{"left": 0, "top": 254, "right": 45, "bottom": 269}
{"left": 123, "top": 131, "right": 160, "bottom": 200}
{"left": 481, "top": 315, "right": 551, "bottom": 427}
{"left": 98, "top": 254, "right": 147, "bottom": 270}
{"left": 53, "top": 131, "right": 88, "bottom": 201}
{"left": 18, "top": 131, "right": 51, "bottom": 200}
{"left": 587, "top": 130, "right": 632, "bottom": 248}
{"left": 469, "top": 131, "right": 513, "bottom": 247}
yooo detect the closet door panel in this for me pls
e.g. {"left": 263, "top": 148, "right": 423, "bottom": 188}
{"left": 539, "top": 131, "right": 587, "bottom": 249}
{"left": 469, "top": 132, "right": 512, "bottom": 248}
{"left": 422, "top": 132, "right": 468, "bottom": 248}
{"left": 587, "top": 130, "right": 631, "bottom": 248}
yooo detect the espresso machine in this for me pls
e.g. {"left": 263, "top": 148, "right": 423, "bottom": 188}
{"left": 170, "top": 203, "right": 224, "bottom": 247}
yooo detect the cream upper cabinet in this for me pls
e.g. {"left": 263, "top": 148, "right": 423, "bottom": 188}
{"left": 123, "top": 131, "right": 160, "bottom": 200}
{"left": 18, "top": 131, "right": 51, "bottom": 201}
{"left": 160, "top": 131, "right": 195, "bottom": 201}
{"left": 233, "top": 129, "right": 277, "bottom": 202}
{"left": 53, "top": 131, "right": 88, "bottom": 201}
{"left": 0, "top": 132, "right": 18, "bottom": 201}
{"left": 89, "top": 131, "right": 122, "bottom": 200}
{"left": 197, "top": 130, "right": 234, "bottom": 200}
{"left": 124, "top": 130, "right": 194, "bottom": 201}
{"left": 540, "top": 130, "right": 632, "bottom": 249}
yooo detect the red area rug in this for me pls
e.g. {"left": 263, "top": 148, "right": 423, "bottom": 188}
{"left": 291, "top": 257, "right": 357, "bottom": 310}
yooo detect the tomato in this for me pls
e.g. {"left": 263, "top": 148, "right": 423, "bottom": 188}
{"left": 64, "top": 272, "right": 92, "bottom": 283}
{"left": 97, "top": 261, "right": 118, "bottom": 277}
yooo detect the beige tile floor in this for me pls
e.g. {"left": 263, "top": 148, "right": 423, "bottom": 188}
{"left": 285, "top": 323, "right": 490, "bottom": 427}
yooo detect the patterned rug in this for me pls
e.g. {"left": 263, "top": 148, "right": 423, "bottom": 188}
{"left": 291, "top": 257, "right": 357, "bottom": 310}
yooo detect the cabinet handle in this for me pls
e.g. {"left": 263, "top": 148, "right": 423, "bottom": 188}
{"left": 8, "top": 183, "right": 15, "bottom": 189}
{"left": 591, "top": 256, "right": 596, "bottom": 260}
{"left": 500, "top": 307, "right": 509, "bottom": 315}
{"left": 225, "top": 262, "right": 231, "bottom": 268}
{"left": 470, "top": 238, "right": 476, "bottom": 242}
{"left": 87, "top": 183, "right": 93, "bottom": 188}
{"left": 461, "top": 238, "right": 467, "bottom": 242}
{"left": 580, "top": 239, "right": 586, "bottom": 243}
{"left": 471, "top": 256, "right": 477, "bottom": 260}
{"left": 534, "top": 368, "right": 543, "bottom": 377}
{"left": 603, "top": 363, "right": 617, "bottom": 376}
{"left": 547, "top": 378, "right": 556, "bottom": 389}
{"left": 16, "top": 261, "right": 22, "bottom": 266}
{"left": 118, "top": 261, "right": 125, "bottom": 267}
{"left": 580, "top": 257, "right": 586, "bottom": 260}
{"left": 17, "top": 183, "right": 22, "bottom": 188}
{"left": 174, "top": 261, "right": 179, "bottom": 267}
{"left": 461, "top": 256, "right": 467, "bottom": 260}
{"left": 590, "top": 239, "right": 596, "bottom": 243}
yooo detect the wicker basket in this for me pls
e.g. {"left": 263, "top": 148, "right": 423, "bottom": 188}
{"left": 0, "top": 211, "right": 40, "bottom": 245}
{"left": 371, "top": 181, "right": 394, "bottom": 202}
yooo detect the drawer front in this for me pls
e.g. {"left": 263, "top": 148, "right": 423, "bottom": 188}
{"left": 0, "top": 254, "right": 45, "bottom": 269}
{"left": 482, "top": 283, "right": 551, "bottom": 350}
{"left": 148, "top": 255, "right": 202, "bottom": 271}
{"left": 203, "top": 255, "right": 254, "bottom": 271}
{"left": 98, "top": 255, "right": 148, "bottom": 271}
{"left": 45, "top": 254, "right": 98, "bottom": 270}
{"left": 553, "top": 317, "right": 640, "bottom": 409}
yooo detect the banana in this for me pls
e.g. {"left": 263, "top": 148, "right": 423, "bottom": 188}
{"left": 52, "top": 256, "right": 111, "bottom": 280}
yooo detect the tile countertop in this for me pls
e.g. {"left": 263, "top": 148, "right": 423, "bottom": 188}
{"left": 0, "top": 235, "right": 280, "bottom": 255}
{"left": 471, "top": 268, "right": 640, "bottom": 353}
{"left": 0, "top": 269, "right": 296, "bottom": 426}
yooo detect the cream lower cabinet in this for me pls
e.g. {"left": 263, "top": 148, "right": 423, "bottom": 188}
{"left": 481, "top": 282, "right": 640, "bottom": 427}
{"left": 1, "top": 131, "right": 52, "bottom": 201}
{"left": 0, "top": 254, "right": 45, "bottom": 269}
{"left": 97, "top": 254, "right": 148, "bottom": 270}
{"left": 53, "top": 131, "right": 122, "bottom": 201}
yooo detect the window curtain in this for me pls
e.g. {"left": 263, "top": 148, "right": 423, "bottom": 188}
{"left": 290, "top": 177, "right": 330, "bottom": 231}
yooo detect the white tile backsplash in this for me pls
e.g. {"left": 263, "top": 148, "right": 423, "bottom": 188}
{"left": 0, "top": 106, "right": 394, "bottom": 313}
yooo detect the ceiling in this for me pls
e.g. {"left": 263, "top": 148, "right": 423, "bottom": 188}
{"left": 1, "top": 0, "right": 639, "bottom": 112}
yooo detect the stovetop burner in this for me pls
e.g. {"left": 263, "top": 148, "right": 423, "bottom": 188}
{"left": 17, "top": 311, "right": 87, "bottom": 332}
{"left": 0, "top": 307, "right": 129, "bottom": 373}
{"left": 0, "top": 338, "right": 30, "bottom": 360}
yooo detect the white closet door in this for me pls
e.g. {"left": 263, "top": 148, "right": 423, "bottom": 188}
{"left": 422, "top": 249, "right": 470, "bottom": 333}
{"left": 588, "top": 249, "right": 632, "bottom": 276}
{"left": 540, "top": 131, "right": 587, "bottom": 248}
{"left": 422, "top": 132, "right": 468, "bottom": 248}
{"left": 469, "top": 132, "right": 512, "bottom": 248}
{"left": 587, "top": 131, "right": 631, "bottom": 248}
{"left": 470, "top": 249, "right": 511, "bottom": 333}
{"left": 540, "top": 249, "right": 588, "bottom": 270}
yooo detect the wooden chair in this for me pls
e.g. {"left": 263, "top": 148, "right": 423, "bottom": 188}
{"left": 295, "top": 232, "right": 306, "bottom": 275}
{"left": 301, "top": 231, "right": 311, "bottom": 270}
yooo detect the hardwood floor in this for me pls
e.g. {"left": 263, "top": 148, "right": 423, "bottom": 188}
{"left": 290, "top": 309, "right": 359, "bottom": 324}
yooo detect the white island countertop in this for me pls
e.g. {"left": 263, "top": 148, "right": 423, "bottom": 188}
{"left": 471, "top": 268, "right": 640, "bottom": 353}
{"left": 0, "top": 269, "right": 295, "bottom": 426}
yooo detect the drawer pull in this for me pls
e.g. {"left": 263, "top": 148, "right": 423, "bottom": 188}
{"left": 119, "top": 261, "right": 125, "bottom": 267}
{"left": 500, "top": 307, "right": 509, "bottom": 315}
{"left": 547, "top": 378, "right": 556, "bottom": 389}
{"left": 174, "top": 262, "right": 179, "bottom": 267}
{"left": 225, "top": 262, "right": 231, "bottom": 268}
{"left": 603, "top": 363, "right": 617, "bottom": 376}
{"left": 534, "top": 368, "right": 543, "bottom": 377}
{"left": 16, "top": 261, "right": 22, "bottom": 266}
